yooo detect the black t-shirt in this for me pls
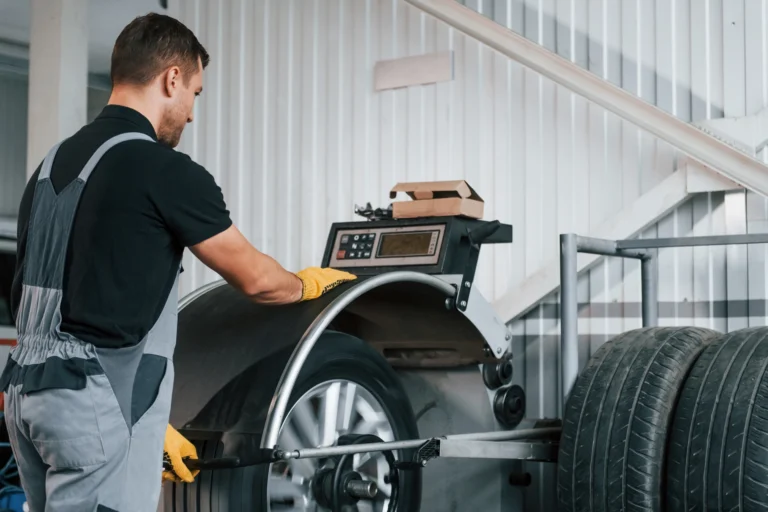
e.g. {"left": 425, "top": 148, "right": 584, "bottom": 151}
{"left": 11, "top": 105, "right": 232, "bottom": 349}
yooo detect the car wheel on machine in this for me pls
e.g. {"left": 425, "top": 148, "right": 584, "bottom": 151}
{"left": 167, "top": 331, "right": 421, "bottom": 512}
{"left": 666, "top": 326, "right": 768, "bottom": 511}
{"left": 557, "top": 326, "right": 720, "bottom": 512}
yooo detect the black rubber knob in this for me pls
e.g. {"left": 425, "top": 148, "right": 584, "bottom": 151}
{"left": 483, "top": 355, "right": 514, "bottom": 390}
{"left": 493, "top": 385, "right": 526, "bottom": 429}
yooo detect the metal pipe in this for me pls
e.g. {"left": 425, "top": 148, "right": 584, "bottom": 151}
{"left": 279, "top": 439, "right": 426, "bottom": 460}
{"left": 346, "top": 480, "right": 378, "bottom": 500}
{"left": 574, "top": 235, "right": 619, "bottom": 257}
{"left": 641, "top": 255, "right": 658, "bottom": 327}
{"left": 575, "top": 235, "right": 647, "bottom": 259}
{"left": 560, "top": 234, "right": 579, "bottom": 411}
{"left": 261, "top": 271, "right": 458, "bottom": 449}
{"left": 443, "top": 427, "right": 561, "bottom": 441}
{"left": 277, "top": 427, "right": 562, "bottom": 460}
{"left": 617, "top": 233, "right": 768, "bottom": 249}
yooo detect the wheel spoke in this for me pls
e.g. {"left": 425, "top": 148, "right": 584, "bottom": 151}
{"left": 341, "top": 383, "right": 357, "bottom": 432}
{"left": 291, "top": 398, "right": 320, "bottom": 447}
{"left": 319, "top": 382, "right": 342, "bottom": 447}
{"left": 353, "top": 452, "right": 373, "bottom": 471}
{"left": 352, "top": 419, "right": 381, "bottom": 436}
{"left": 353, "top": 397, "right": 391, "bottom": 439}
{"left": 279, "top": 423, "right": 318, "bottom": 478}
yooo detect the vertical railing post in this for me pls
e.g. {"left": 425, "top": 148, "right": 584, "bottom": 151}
{"left": 641, "top": 254, "right": 658, "bottom": 327}
{"left": 560, "top": 234, "right": 579, "bottom": 414}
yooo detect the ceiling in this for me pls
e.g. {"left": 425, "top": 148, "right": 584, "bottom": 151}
{"left": 0, "top": 0, "right": 167, "bottom": 75}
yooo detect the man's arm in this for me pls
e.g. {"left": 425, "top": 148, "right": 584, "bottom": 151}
{"left": 154, "top": 155, "right": 355, "bottom": 304}
{"left": 190, "top": 224, "right": 303, "bottom": 305}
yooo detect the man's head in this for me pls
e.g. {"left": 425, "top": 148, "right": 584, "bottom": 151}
{"left": 110, "top": 13, "right": 209, "bottom": 147}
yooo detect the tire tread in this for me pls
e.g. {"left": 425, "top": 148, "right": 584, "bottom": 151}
{"left": 667, "top": 327, "right": 768, "bottom": 512}
{"left": 558, "top": 326, "right": 719, "bottom": 512}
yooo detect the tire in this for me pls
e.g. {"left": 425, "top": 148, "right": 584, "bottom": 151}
{"left": 164, "top": 331, "right": 421, "bottom": 511}
{"left": 557, "top": 326, "right": 720, "bottom": 512}
{"left": 666, "top": 326, "right": 768, "bottom": 512}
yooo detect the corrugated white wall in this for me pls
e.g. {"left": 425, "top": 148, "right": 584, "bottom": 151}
{"left": 169, "top": 1, "right": 768, "bottom": 510}
{"left": 170, "top": 0, "right": 768, "bottom": 311}
{"left": 170, "top": 0, "right": 683, "bottom": 302}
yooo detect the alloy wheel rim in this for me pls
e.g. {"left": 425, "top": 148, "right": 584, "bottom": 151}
{"left": 267, "top": 379, "right": 397, "bottom": 511}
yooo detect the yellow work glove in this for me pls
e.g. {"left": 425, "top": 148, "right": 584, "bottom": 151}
{"left": 162, "top": 424, "right": 199, "bottom": 483}
{"left": 296, "top": 267, "right": 357, "bottom": 301}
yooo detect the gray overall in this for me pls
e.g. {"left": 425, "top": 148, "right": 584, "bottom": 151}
{"left": 0, "top": 133, "right": 179, "bottom": 512}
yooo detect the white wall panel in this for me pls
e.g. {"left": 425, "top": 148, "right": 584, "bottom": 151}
{"left": 170, "top": 0, "right": 693, "bottom": 303}
{"left": 0, "top": 75, "right": 111, "bottom": 218}
{"left": 0, "top": 74, "right": 28, "bottom": 217}
{"left": 168, "top": 0, "right": 768, "bottom": 314}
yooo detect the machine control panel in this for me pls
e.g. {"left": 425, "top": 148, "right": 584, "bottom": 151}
{"left": 322, "top": 215, "right": 512, "bottom": 276}
{"left": 330, "top": 224, "right": 445, "bottom": 268}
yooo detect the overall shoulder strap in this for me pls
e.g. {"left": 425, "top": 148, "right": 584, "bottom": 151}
{"left": 78, "top": 132, "right": 155, "bottom": 182}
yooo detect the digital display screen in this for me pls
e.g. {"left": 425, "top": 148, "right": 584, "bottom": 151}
{"left": 377, "top": 231, "right": 436, "bottom": 257}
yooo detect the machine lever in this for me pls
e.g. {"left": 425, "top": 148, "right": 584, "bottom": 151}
{"left": 456, "top": 220, "right": 502, "bottom": 313}
{"left": 467, "top": 220, "right": 501, "bottom": 246}
{"left": 163, "top": 455, "right": 241, "bottom": 473}
{"left": 185, "top": 456, "right": 241, "bottom": 470}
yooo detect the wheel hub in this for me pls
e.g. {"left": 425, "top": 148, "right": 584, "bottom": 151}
{"left": 311, "top": 467, "right": 379, "bottom": 509}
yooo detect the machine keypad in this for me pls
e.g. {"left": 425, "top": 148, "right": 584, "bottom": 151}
{"left": 338, "top": 233, "right": 375, "bottom": 260}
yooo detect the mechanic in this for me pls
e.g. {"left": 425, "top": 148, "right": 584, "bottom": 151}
{"left": 0, "top": 12, "right": 355, "bottom": 512}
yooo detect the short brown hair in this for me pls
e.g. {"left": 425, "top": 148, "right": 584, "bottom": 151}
{"left": 110, "top": 13, "right": 210, "bottom": 87}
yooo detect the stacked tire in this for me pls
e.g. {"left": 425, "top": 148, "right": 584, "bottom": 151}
{"left": 558, "top": 325, "right": 768, "bottom": 511}
{"left": 666, "top": 327, "right": 768, "bottom": 511}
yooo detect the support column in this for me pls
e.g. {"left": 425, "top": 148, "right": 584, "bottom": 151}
{"left": 26, "top": 0, "right": 88, "bottom": 179}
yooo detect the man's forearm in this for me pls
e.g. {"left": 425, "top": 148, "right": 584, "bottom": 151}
{"left": 188, "top": 224, "right": 305, "bottom": 304}
{"left": 245, "top": 253, "right": 303, "bottom": 304}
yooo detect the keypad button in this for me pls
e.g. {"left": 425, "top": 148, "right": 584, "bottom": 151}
{"left": 363, "top": 251, "right": 371, "bottom": 258}
{"left": 351, "top": 243, "right": 358, "bottom": 249}
{"left": 341, "top": 235, "right": 349, "bottom": 244}
{"left": 337, "top": 250, "right": 346, "bottom": 259}
{"left": 353, "top": 235, "right": 360, "bottom": 241}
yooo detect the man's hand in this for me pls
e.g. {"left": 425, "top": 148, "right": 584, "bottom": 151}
{"left": 163, "top": 424, "right": 199, "bottom": 483}
{"left": 295, "top": 267, "right": 357, "bottom": 301}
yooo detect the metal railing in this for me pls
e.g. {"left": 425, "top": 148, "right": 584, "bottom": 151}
{"left": 559, "top": 232, "right": 768, "bottom": 410}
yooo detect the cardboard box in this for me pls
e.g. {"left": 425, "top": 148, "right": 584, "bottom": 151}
{"left": 389, "top": 180, "right": 484, "bottom": 219}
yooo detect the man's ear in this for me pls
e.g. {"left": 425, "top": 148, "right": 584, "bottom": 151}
{"left": 163, "top": 66, "right": 182, "bottom": 98}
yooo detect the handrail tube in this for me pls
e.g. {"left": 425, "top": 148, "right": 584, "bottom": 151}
{"left": 177, "top": 279, "right": 227, "bottom": 311}
{"left": 260, "top": 271, "right": 457, "bottom": 449}
{"left": 404, "top": 0, "right": 768, "bottom": 197}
